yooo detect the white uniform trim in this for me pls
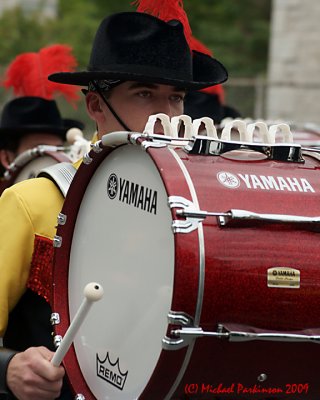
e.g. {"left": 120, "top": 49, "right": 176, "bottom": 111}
{"left": 37, "top": 162, "right": 77, "bottom": 198}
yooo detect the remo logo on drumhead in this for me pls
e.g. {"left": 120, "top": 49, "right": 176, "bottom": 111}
{"left": 217, "top": 171, "right": 240, "bottom": 189}
{"left": 96, "top": 352, "right": 128, "bottom": 391}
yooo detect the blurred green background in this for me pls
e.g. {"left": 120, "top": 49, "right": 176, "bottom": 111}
{"left": 0, "top": 0, "right": 271, "bottom": 136}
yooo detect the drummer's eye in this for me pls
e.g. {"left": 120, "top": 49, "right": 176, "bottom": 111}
{"left": 170, "top": 94, "right": 185, "bottom": 103}
{"left": 137, "top": 91, "right": 152, "bottom": 98}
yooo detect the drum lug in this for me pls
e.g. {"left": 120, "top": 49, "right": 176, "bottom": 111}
{"left": 169, "top": 196, "right": 203, "bottom": 233}
{"left": 167, "top": 310, "right": 194, "bottom": 326}
{"left": 50, "top": 312, "right": 60, "bottom": 325}
{"left": 163, "top": 327, "right": 205, "bottom": 350}
{"left": 141, "top": 141, "right": 167, "bottom": 150}
{"left": 53, "top": 334, "right": 62, "bottom": 349}
{"left": 162, "top": 311, "right": 195, "bottom": 350}
{"left": 129, "top": 133, "right": 143, "bottom": 144}
{"left": 162, "top": 335, "right": 186, "bottom": 349}
{"left": 92, "top": 140, "right": 103, "bottom": 153}
{"left": 74, "top": 395, "right": 85, "bottom": 400}
{"left": 83, "top": 153, "right": 93, "bottom": 164}
{"left": 57, "top": 212, "right": 67, "bottom": 226}
{"left": 53, "top": 235, "right": 62, "bottom": 248}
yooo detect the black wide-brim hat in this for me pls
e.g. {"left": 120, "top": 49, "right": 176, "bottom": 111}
{"left": 49, "top": 12, "right": 228, "bottom": 90}
{"left": 0, "top": 97, "right": 84, "bottom": 147}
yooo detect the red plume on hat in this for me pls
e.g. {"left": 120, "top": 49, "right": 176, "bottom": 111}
{"left": 189, "top": 36, "right": 225, "bottom": 104}
{"left": 132, "top": 0, "right": 193, "bottom": 48}
{"left": 2, "top": 44, "right": 80, "bottom": 106}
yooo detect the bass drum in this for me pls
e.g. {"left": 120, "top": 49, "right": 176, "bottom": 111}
{"left": 53, "top": 133, "right": 320, "bottom": 400}
{"left": 0, "top": 146, "right": 71, "bottom": 195}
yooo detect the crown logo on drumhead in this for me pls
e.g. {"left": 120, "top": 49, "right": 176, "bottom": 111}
{"left": 96, "top": 352, "right": 128, "bottom": 390}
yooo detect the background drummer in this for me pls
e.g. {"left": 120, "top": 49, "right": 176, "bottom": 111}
{"left": 0, "top": 97, "right": 83, "bottom": 179}
{"left": 0, "top": 44, "right": 83, "bottom": 180}
{"left": 0, "top": 1, "right": 227, "bottom": 399}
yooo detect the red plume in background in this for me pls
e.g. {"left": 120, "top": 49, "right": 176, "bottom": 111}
{"left": 132, "top": 0, "right": 192, "bottom": 49}
{"left": 189, "top": 36, "right": 225, "bottom": 104}
{"left": 2, "top": 44, "right": 80, "bottom": 106}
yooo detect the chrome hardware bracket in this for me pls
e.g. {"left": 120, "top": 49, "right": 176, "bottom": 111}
{"left": 141, "top": 141, "right": 167, "bottom": 150}
{"left": 82, "top": 153, "right": 93, "bottom": 164}
{"left": 162, "top": 311, "right": 195, "bottom": 350}
{"left": 53, "top": 334, "right": 62, "bottom": 349}
{"left": 57, "top": 212, "right": 67, "bottom": 226}
{"left": 175, "top": 207, "right": 320, "bottom": 227}
{"left": 50, "top": 313, "right": 60, "bottom": 325}
{"left": 169, "top": 196, "right": 204, "bottom": 233}
{"left": 185, "top": 137, "right": 305, "bottom": 163}
{"left": 129, "top": 133, "right": 142, "bottom": 144}
{"left": 218, "top": 209, "right": 320, "bottom": 226}
{"left": 91, "top": 141, "right": 103, "bottom": 153}
{"left": 53, "top": 235, "right": 62, "bottom": 248}
{"left": 170, "top": 324, "right": 320, "bottom": 344}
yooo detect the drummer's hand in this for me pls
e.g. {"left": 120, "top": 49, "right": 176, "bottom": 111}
{"left": 6, "top": 347, "right": 65, "bottom": 400}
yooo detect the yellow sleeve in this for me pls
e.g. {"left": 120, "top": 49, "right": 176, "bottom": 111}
{"left": 0, "top": 188, "right": 35, "bottom": 336}
{"left": 0, "top": 178, "right": 64, "bottom": 336}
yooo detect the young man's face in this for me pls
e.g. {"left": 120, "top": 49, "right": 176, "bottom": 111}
{"left": 90, "top": 81, "right": 186, "bottom": 137}
{"left": 16, "top": 132, "right": 64, "bottom": 155}
{"left": 0, "top": 133, "right": 64, "bottom": 169}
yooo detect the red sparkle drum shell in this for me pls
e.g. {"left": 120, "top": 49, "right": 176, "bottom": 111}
{"left": 0, "top": 148, "right": 71, "bottom": 195}
{"left": 53, "top": 136, "right": 320, "bottom": 399}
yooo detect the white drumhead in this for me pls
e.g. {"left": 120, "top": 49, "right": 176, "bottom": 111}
{"left": 14, "top": 155, "right": 61, "bottom": 182}
{"left": 68, "top": 145, "right": 175, "bottom": 399}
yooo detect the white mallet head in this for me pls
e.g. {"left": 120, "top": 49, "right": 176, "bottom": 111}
{"left": 83, "top": 282, "right": 104, "bottom": 302}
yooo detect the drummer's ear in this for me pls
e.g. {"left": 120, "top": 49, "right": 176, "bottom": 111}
{"left": 86, "top": 92, "right": 104, "bottom": 121}
{"left": 0, "top": 149, "right": 14, "bottom": 168}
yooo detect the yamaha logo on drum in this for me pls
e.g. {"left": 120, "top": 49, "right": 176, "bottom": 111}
{"left": 217, "top": 171, "right": 315, "bottom": 193}
{"left": 96, "top": 352, "right": 128, "bottom": 390}
{"left": 107, "top": 173, "right": 158, "bottom": 214}
{"left": 217, "top": 172, "right": 240, "bottom": 189}
{"left": 107, "top": 173, "right": 118, "bottom": 199}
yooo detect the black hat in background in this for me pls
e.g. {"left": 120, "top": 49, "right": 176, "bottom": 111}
{"left": 184, "top": 91, "right": 241, "bottom": 125}
{"left": 0, "top": 97, "right": 84, "bottom": 148}
{"left": 0, "top": 44, "right": 84, "bottom": 148}
{"left": 49, "top": 12, "right": 228, "bottom": 90}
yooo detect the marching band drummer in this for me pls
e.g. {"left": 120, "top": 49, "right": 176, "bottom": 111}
{"left": 0, "top": 44, "right": 83, "bottom": 182}
{"left": 0, "top": 1, "right": 228, "bottom": 399}
{"left": 0, "top": 97, "right": 84, "bottom": 180}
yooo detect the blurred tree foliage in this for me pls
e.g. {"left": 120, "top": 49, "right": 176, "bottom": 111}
{"left": 185, "top": 0, "right": 271, "bottom": 77}
{"left": 0, "top": 0, "right": 271, "bottom": 75}
{"left": 0, "top": 0, "right": 271, "bottom": 122}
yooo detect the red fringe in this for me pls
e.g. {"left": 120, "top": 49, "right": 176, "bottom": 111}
{"left": 27, "top": 235, "right": 54, "bottom": 304}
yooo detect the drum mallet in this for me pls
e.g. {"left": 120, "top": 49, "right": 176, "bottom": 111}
{"left": 51, "top": 282, "right": 104, "bottom": 367}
